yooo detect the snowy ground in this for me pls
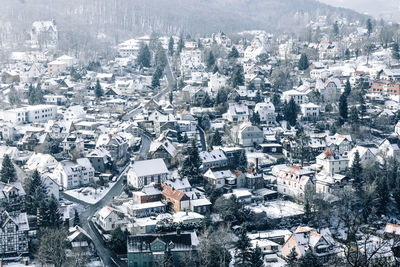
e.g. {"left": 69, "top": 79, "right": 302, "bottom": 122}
{"left": 247, "top": 200, "right": 304, "bottom": 219}
{"left": 64, "top": 181, "right": 117, "bottom": 204}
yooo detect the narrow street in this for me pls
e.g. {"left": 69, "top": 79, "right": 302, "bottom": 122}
{"left": 61, "top": 51, "right": 175, "bottom": 267}
{"left": 61, "top": 165, "right": 128, "bottom": 267}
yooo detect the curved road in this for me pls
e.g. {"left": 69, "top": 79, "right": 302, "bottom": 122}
{"left": 61, "top": 165, "right": 128, "bottom": 267}
{"left": 62, "top": 50, "right": 176, "bottom": 267}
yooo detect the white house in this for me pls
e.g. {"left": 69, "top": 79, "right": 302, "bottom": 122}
{"left": 235, "top": 122, "right": 264, "bottom": 147}
{"left": 31, "top": 20, "right": 58, "bottom": 47}
{"left": 0, "top": 105, "right": 57, "bottom": 125}
{"left": 316, "top": 149, "right": 349, "bottom": 175}
{"left": 54, "top": 158, "right": 95, "bottom": 189}
{"left": 199, "top": 149, "right": 228, "bottom": 169}
{"left": 63, "top": 105, "right": 86, "bottom": 122}
{"left": 41, "top": 175, "right": 60, "bottom": 200}
{"left": 225, "top": 103, "right": 249, "bottom": 123}
{"left": 47, "top": 60, "right": 67, "bottom": 76}
{"left": 96, "top": 206, "right": 121, "bottom": 232}
{"left": 254, "top": 102, "right": 276, "bottom": 125}
{"left": 203, "top": 169, "right": 233, "bottom": 189}
{"left": 282, "top": 89, "right": 308, "bottom": 105}
{"left": 26, "top": 153, "right": 58, "bottom": 173}
{"left": 348, "top": 146, "right": 377, "bottom": 167}
{"left": 276, "top": 166, "right": 315, "bottom": 199}
{"left": 316, "top": 78, "right": 342, "bottom": 103}
{"left": 127, "top": 159, "right": 169, "bottom": 189}
{"left": 378, "top": 139, "right": 400, "bottom": 159}
{"left": 300, "top": 103, "right": 320, "bottom": 119}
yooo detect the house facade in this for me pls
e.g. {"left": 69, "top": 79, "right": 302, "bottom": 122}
{"left": 127, "top": 159, "right": 169, "bottom": 189}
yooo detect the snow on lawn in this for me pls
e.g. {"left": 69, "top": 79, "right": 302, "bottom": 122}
{"left": 247, "top": 200, "right": 304, "bottom": 219}
{"left": 64, "top": 181, "right": 117, "bottom": 204}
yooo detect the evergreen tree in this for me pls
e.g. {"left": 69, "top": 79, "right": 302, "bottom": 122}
{"left": 179, "top": 140, "right": 201, "bottom": 184}
{"left": 350, "top": 106, "right": 359, "bottom": 125}
{"left": 1, "top": 154, "right": 16, "bottom": 183}
{"left": 333, "top": 21, "right": 339, "bottom": 37}
{"left": 38, "top": 200, "right": 50, "bottom": 228}
{"left": 28, "top": 84, "right": 35, "bottom": 104}
{"left": 349, "top": 151, "right": 363, "bottom": 192}
{"left": 298, "top": 53, "right": 309, "bottom": 71}
{"left": 152, "top": 71, "right": 161, "bottom": 88}
{"left": 250, "top": 244, "right": 264, "bottom": 267}
{"left": 155, "top": 42, "right": 167, "bottom": 68}
{"left": 394, "top": 175, "right": 400, "bottom": 211}
{"left": 73, "top": 209, "right": 80, "bottom": 226}
{"left": 228, "top": 46, "right": 239, "bottom": 58}
{"left": 238, "top": 150, "right": 248, "bottom": 172}
{"left": 209, "top": 130, "right": 222, "bottom": 148}
{"left": 355, "top": 48, "right": 360, "bottom": 59}
{"left": 235, "top": 227, "right": 252, "bottom": 266}
{"left": 137, "top": 44, "right": 151, "bottom": 68}
{"left": 366, "top": 18, "right": 373, "bottom": 36}
{"left": 344, "top": 48, "right": 351, "bottom": 60}
{"left": 94, "top": 79, "right": 103, "bottom": 98}
{"left": 169, "top": 91, "right": 173, "bottom": 104}
{"left": 303, "top": 197, "right": 312, "bottom": 223}
{"left": 35, "top": 83, "right": 44, "bottom": 104}
{"left": 177, "top": 36, "right": 184, "bottom": 54}
{"left": 344, "top": 80, "right": 351, "bottom": 97}
{"left": 285, "top": 247, "right": 298, "bottom": 267}
{"left": 47, "top": 195, "right": 62, "bottom": 228}
{"left": 206, "top": 50, "right": 215, "bottom": 70}
{"left": 231, "top": 64, "right": 245, "bottom": 87}
{"left": 392, "top": 43, "right": 400, "bottom": 61}
{"left": 25, "top": 170, "right": 47, "bottom": 215}
{"left": 214, "top": 88, "right": 228, "bottom": 106}
{"left": 283, "top": 98, "right": 300, "bottom": 126}
{"left": 298, "top": 250, "right": 322, "bottom": 267}
{"left": 168, "top": 36, "right": 174, "bottom": 56}
{"left": 375, "top": 177, "right": 389, "bottom": 215}
{"left": 255, "top": 90, "right": 263, "bottom": 103}
{"left": 8, "top": 86, "right": 21, "bottom": 106}
{"left": 339, "top": 93, "right": 348, "bottom": 119}
{"left": 251, "top": 111, "right": 261, "bottom": 125}
{"left": 163, "top": 248, "right": 174, "bottom": 267}
{"left": 109, "top": 226, "right": 128, "bottom": 254}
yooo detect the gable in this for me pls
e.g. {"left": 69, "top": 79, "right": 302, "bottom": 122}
{"left": 150, "top": 238, "right": 166, "bottom": 251}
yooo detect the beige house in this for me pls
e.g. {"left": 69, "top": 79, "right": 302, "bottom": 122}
{"left": 282, "top": 226, "right": 337, "bottom": 264}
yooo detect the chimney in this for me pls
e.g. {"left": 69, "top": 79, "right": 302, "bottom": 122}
{"left": 255, "top": 158, "right": 259, "bottom": 173}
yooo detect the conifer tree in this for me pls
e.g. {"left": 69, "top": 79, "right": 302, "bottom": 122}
{"left": 286, "top": 247, "right": 298, "bottom": 267}
{"left": 298, "top": 250, "right": 322, "bottom": 267}
{"left": 298, "top": 53, "right": 309, "bottom": 70}
{"left": 47, "top": 194, "right": 62, "bottom": 228}
{"left": 235, "top": 227, "right": 252, "bottom": 266}
{"left": 1, "top": 154, "right": 16, "bottom": 183}
{"left": 238, "top": 150, "right": 248, "bottom": 172}
{"left": 206, "top": 50, "right": 215, "bottom": 70}
{"left": 344, "top": 80, "right": 351, "bottom": 97}
{"left": 228, "top": 46, "right": 239, "bottom": 58}
{"left": 339, "top": 93, "right": 348, "bottom": 119}
{"left": 250, "top": 244, "right": 264, "bottom": 267}
{"left": 168, "top": 36, "right": 174, "bottom": 56}
{"left": 209, "top": 130, "right": 222, "bottom": 148}
{"left": 179, "top": 140, "right": 201, "bottom": 184}
{"left": 137, "top": 44, "right": 151, "bottom": 68}
{"left": 94, "top": 79, "right": 103, "bottom": 98}
{"left": 73, "top": 209, "right": 80, "bottom": 226}
{"left": 349, "top": 151, "right": 363, "bottom": 192}
{"left": 25, "top": 170, "right": 47, "bottom": 215}
{"left": 392, "top": 43, "right": 400, "bottom": 61}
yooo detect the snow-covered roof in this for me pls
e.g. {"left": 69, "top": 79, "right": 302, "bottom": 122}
{"left": 131, "top": 159, "right": 169, "bottom": 177}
